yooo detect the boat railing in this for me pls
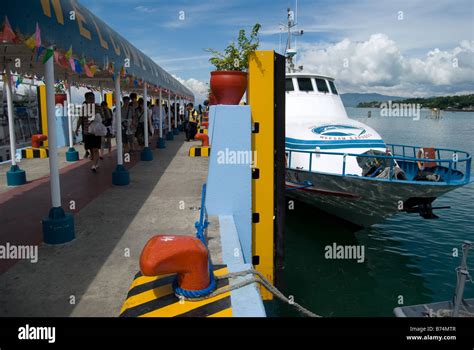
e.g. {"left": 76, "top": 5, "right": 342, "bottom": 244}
{"left": 286, "top": 144, "right": 471, "bottom": 185}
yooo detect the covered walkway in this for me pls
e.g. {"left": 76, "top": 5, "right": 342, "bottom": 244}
{"left": 0, "top": 135, "right": 221, "bottom": 316}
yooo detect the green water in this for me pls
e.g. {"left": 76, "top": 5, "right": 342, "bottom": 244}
{"left": 268, "top": 108, "right": 474, "bottom": 317}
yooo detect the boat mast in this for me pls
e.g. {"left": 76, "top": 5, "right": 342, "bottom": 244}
{"left": 281, "top": 6, "right": 304, "bottom": 73}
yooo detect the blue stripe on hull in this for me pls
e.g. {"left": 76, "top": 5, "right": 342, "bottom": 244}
{"left": 286, "top": 143, "right": 387, "bottom": 150}
{"left": 285, "top": 137, "right": 385, "bottom": 145}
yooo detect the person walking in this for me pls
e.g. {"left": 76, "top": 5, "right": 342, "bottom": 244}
{"left": 185, "top": 103, "right": 198, "bottom": 142}
{"left": 121, "top": 96, "right": 136, "bottom": 154}
{"left": 100, "top": 101, "right": 113, "bottom": 158}
{"left": 75, "top": 92, "right": 102, "bottom": 172}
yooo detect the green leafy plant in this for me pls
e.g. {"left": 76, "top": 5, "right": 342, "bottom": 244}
{"left": 55, "top": 81, "right": 66, "bottom": 94}
{"left": 206, "top": 23, "right": 261, "bottom": 71}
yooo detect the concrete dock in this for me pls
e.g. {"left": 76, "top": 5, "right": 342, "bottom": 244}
{"left": 0, "top": 135, "right": 222, "bottom": 316}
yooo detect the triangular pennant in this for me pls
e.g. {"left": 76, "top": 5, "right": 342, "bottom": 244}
{"left": 36, "top": 46, "right": 45, "bottom": 62}
{"left": 24, "top": 33, "right": 36, "bottom": 49}
{"left": 2, "top": 16, "right": 17, "bottom": 43}
{"left": 35, "top": 22, "right": 41, "bottom": 48}
{"left": 69, "top": 57, "right": 75, "bottom": 71}
{"left": 74, "top": 59, "right": 82, "bottom": 73}
{"left": 65, "top": 46, "right": 72, "bottom": 60}
{"left": 58, "top": 53, "right": 69, "bottom": 69}
{"left": 90, "top": 65, "right": 97, "bottom": 76}
{"left": 42, "top": 47, "right": 54, "bottom": 64}
{"left": 84, "top": 63, "right": 93, "bottom": 78}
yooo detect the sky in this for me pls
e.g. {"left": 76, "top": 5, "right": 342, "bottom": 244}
{"left": 79, "top": 0, "right": 474, "bottom": 101}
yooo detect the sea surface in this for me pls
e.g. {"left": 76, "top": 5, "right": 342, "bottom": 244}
{"left": 268, "top": 108, "right": 474, "bottom": 317}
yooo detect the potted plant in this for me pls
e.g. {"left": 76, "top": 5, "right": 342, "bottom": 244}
{"left": 206, "top": 23, "right": 261, "bottom": 105}
{"left": 54, "top": 81, "right": 67, "bottom": 105}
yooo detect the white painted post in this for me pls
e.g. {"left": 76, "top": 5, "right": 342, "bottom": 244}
{"left": 174, "top": 95, "right": 178, "bottom": 130}
{"left": 5, "top": 68, "right": 17, "bottom": 166}
{"left": 44, "top": 48, "right": 61, "bottom": 208}
{"left": 159, "top": 90, "right": 163, "bottom": 139}
{"left": 114, "top": 76, "right": 123, "bottom": 166}
{"left": 66, "top": 79, "right": 74, "bottom": 149}
{"left": 143, "top": 83, "right": 148, "bottom": 148}
{"left": 99, "top": 83, "right": 103, "bottom": 103}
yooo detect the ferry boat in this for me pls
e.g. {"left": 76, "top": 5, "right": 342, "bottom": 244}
{"left": 282, "top": 8, "right": 472, "bottom": 227}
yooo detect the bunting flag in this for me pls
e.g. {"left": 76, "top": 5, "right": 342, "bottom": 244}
{"left": 15, "top": 77, "right": 22, "bottom": 88}
{"left": 58, "top": 52, "right": 69, "bottom": 69}
{"left": 74, "top": 59, "right": 82, "bottom": 73}
{"left": 107, "top": 62, "right": 114, "bottom": 74}
{"left": 69, "top": 57, "right": 75, "bottom": 71}
{"left": 81, "top": 58, "right": 93, "bottom": 77}
{"left": 120, "top": 66, "right": 126, "bottom": 78}
{"left": 65, "top": 46, "right": 72, "bottom": 60}
{"left": 1, "top": 16, "right": 17, "bottom": 42}
{"left": 90, "top": 65, "right": 97, "bottom": 76}
{"left": 35, "top": 22, "right": 41, "bottom": 48}
{"left": 133, "top": 79, "right": 138, "bottom": 88}
{"left": 42, "top": 47, "right": 54, "bottom": 64}
{"left": 24, "top": 33, "right": 36, "bottom": 49}
{"left": 35, "top": 45, "right": 45, "bottom": 62}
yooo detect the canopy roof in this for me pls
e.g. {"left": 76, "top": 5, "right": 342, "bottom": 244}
{"left": 0, "top": 0, "right": 194, "bottom": 99}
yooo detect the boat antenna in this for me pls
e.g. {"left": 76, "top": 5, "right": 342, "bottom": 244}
{"left": 279, "top": 6, "right": 304, "bottom": 73}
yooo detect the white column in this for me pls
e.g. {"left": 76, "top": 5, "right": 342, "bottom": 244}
{"left": 5, "top": 68, "right": 17, "bottom": 166}
{"left": 114, "top": 76, "right": 123, "bottom": 166}
{"left": 174, "top": 95, "right": 178, "bottom": 130}
{"left": 66, "top": 79, "right": 74, "bottom": 148}
{"left": 143, "top": 83, "right": 149, "bottom": 148}
{"left": 168, "top": 92, "right": 171, "bottom": 133}
{"left": 159, "top": 90, "right": 163, "bottom": 138}
{"left": 44, "top": 48, "right": 61, "bottom": 208}
{"left": 99, "top": 83, "right": 103, "bottom": 103}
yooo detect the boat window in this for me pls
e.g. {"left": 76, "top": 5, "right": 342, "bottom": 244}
{"left": 315, "top": 78, "right": 330, "bottom": 93}
{"left": 297, "top": 78, "right": 313, "bottom": 92}
{"left": 285, "top": 78, "right": 294, "bottom": 91}
{"left": 328, "top": 80, "right": 338, "bottom": 95}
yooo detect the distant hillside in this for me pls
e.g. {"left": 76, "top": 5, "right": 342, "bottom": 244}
{"left": 356, "top": 94, "right": 474, "bottom": 110}
{"left": 340, "top": 93, "right": 405, "bottom": 107}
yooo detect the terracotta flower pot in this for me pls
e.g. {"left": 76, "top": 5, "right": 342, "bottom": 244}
{"left": 208, "top": 92, "right": 217, "bottom": 106}
{"left": 210, "top": 71, "right": 247, "bottom": 105}
{"left": 55, "top": 93, "right": 67, "bottom": 105}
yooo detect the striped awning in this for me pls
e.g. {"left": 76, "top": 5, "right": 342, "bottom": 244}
{"left": 0, "top": 0, "right": 194, "bottom": 99}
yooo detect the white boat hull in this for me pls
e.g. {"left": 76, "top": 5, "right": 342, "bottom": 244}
{"left": 286, "top": 168, "right": 463, "bottom": 227}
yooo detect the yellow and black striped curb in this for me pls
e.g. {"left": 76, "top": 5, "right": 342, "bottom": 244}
{"left": 189, "top": 146, "right": 210, "bottom": 157}
{"left": 197, "top": 128, "right": 208, "bottom": 134}
{"left": 120, "top": 265, "right": 232, "bottom": 317}
{"left": 21, "top": 148, "right": 49, "bottom": 159}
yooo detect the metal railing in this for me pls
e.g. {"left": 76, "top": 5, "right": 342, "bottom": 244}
{"left": 286, "top": 144, "right": 471, "bottom": 185}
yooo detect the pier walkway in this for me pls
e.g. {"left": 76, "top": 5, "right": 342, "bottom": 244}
{"left": 0, "top": 135, "right": 221, "bottom": 316}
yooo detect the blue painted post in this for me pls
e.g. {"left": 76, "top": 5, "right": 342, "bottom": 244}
{"left": 4, "top": 68, "right": 27, "bottom": 186}
{"left": 42, "top": 49, "right": 75, "bottom": 244}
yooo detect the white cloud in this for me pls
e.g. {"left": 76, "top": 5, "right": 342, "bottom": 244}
{"left": 298, "top": 34, "right": 474, "bottom": 96}
{"left": 173, "top": 76, "right": 209, "bottom": 103}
